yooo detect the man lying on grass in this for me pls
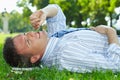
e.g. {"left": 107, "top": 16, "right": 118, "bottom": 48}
{"left": 3, "top": 4, "right": 120, "bottom": 73}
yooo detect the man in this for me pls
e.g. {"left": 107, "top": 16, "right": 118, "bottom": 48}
{"left": 3, "top": 4, "right": 120, "bottom": 73}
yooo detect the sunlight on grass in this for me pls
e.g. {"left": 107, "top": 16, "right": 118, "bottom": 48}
{"left": 0, "top": 33, "right": 18, "bottom": 45}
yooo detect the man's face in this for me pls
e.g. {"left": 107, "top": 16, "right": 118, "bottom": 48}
{"left": 13, "top": 31, "right": 48, "bottom": 57}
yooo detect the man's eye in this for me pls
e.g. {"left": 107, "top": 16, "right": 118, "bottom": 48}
{"left": 26, "top": 39, "right": 31, "bottom": 47}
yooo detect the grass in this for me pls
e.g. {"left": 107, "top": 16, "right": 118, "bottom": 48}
{"left": 0, "top": 33, "right": 120, "bottom": 80}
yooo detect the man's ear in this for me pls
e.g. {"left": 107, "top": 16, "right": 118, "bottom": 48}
{"left": 30, "top": 55, "right": 41, "bottom": 63}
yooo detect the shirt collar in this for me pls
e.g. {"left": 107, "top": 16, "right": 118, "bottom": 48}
{"left": 41, "top": 37, "right": 59, "bottom": 64}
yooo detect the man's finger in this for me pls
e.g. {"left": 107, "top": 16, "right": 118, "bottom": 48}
{"left": 90, "top": 27, "right": 96, "bottom": 31}
{"left": 39, "top": 20, "right": 44, "bottom": 26}
{"left": 30, "top": 19, "right": 40, "bottom": 24}
{"left": 34, "top": 25, "right": 39, "bottom": 30}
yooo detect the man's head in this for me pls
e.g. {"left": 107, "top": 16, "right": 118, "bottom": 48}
{"left": 3, "top": 31, "right": 48, "bottom": 67}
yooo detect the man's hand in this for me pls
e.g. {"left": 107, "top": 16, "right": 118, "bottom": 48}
{"left": 90, "top": 25, "right": 115, "bottom": 35}
{"left": 30, "top": 10, "right": 47, "bottom": 29}
{"left": 90, "top": 25, "right": 119, "bottom": 45}
{"left": 30, "top": 5, "right": 58, "bottom": 30}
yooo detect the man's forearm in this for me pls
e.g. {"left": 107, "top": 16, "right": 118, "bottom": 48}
{"left": 90, "top": 25, "right": 119, "bottom": 45}
{"left": 106, "top": 28, "right": 119, "bottom": 45}
{"left": 41, "top": 4, "right": 58, "bottom": 18}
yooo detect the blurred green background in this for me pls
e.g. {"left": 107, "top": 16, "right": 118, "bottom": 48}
{"left": 0, "top": 0, "right": 120, "bottom": 34}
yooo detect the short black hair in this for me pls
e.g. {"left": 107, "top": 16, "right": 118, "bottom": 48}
{"left": 3, "top": 37, "right": 40, "bottom": 67}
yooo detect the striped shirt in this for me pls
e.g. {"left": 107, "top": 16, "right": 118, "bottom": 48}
{"left": 41, "top": 4, "right": 120, "bottom": 73}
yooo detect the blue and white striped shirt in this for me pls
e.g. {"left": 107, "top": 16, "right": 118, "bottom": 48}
{"left": 41, "top": 4, "right": 120, "bottom": 73}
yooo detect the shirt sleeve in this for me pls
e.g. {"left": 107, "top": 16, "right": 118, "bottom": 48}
{"left": 46, "top": 4, "right": 66, "bottom": 37}
{"left": 107, "top": 43, "right": 120, "bottom": 65}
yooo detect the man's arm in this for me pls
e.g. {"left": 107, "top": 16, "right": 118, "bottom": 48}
{"left": 106, "top": 27, "right": 119, "bottom": 45}
{"left": 90, "top": 25, "right": 119, "bottom": 45}
{"left": 30, "top": 4, "right": 58, "bottom": 29}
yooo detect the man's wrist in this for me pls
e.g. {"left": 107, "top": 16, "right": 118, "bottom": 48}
{"left": 106, "top": 27, "right": 116, "bottom": 36}
{"left": 40, "top": 9, "right": 48, "bottom": 18}
{"left": 106, "top": 27, "right": 119, "bottom": 45}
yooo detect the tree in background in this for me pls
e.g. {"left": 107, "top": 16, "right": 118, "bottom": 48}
{"left": 9, "top": 10, "right": 32, "bottom": 33}
{"left": 17, "top": 0, "right": 120, "bottom": 28}
{"left": 0, "top": 15, "right": 3, "bottom": 30}
{"left": 0, "top": 10, "right": 32, "bottom": 33}
{"left": 0, "top": 0, "right": 119, "bottom": 33}
{"left": 85, "top": 0, "right": 120, "bottom": 27}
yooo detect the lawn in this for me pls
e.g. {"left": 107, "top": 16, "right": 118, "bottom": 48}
{"left": 0, "top": 33, "right": 120, "bottom": 80}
